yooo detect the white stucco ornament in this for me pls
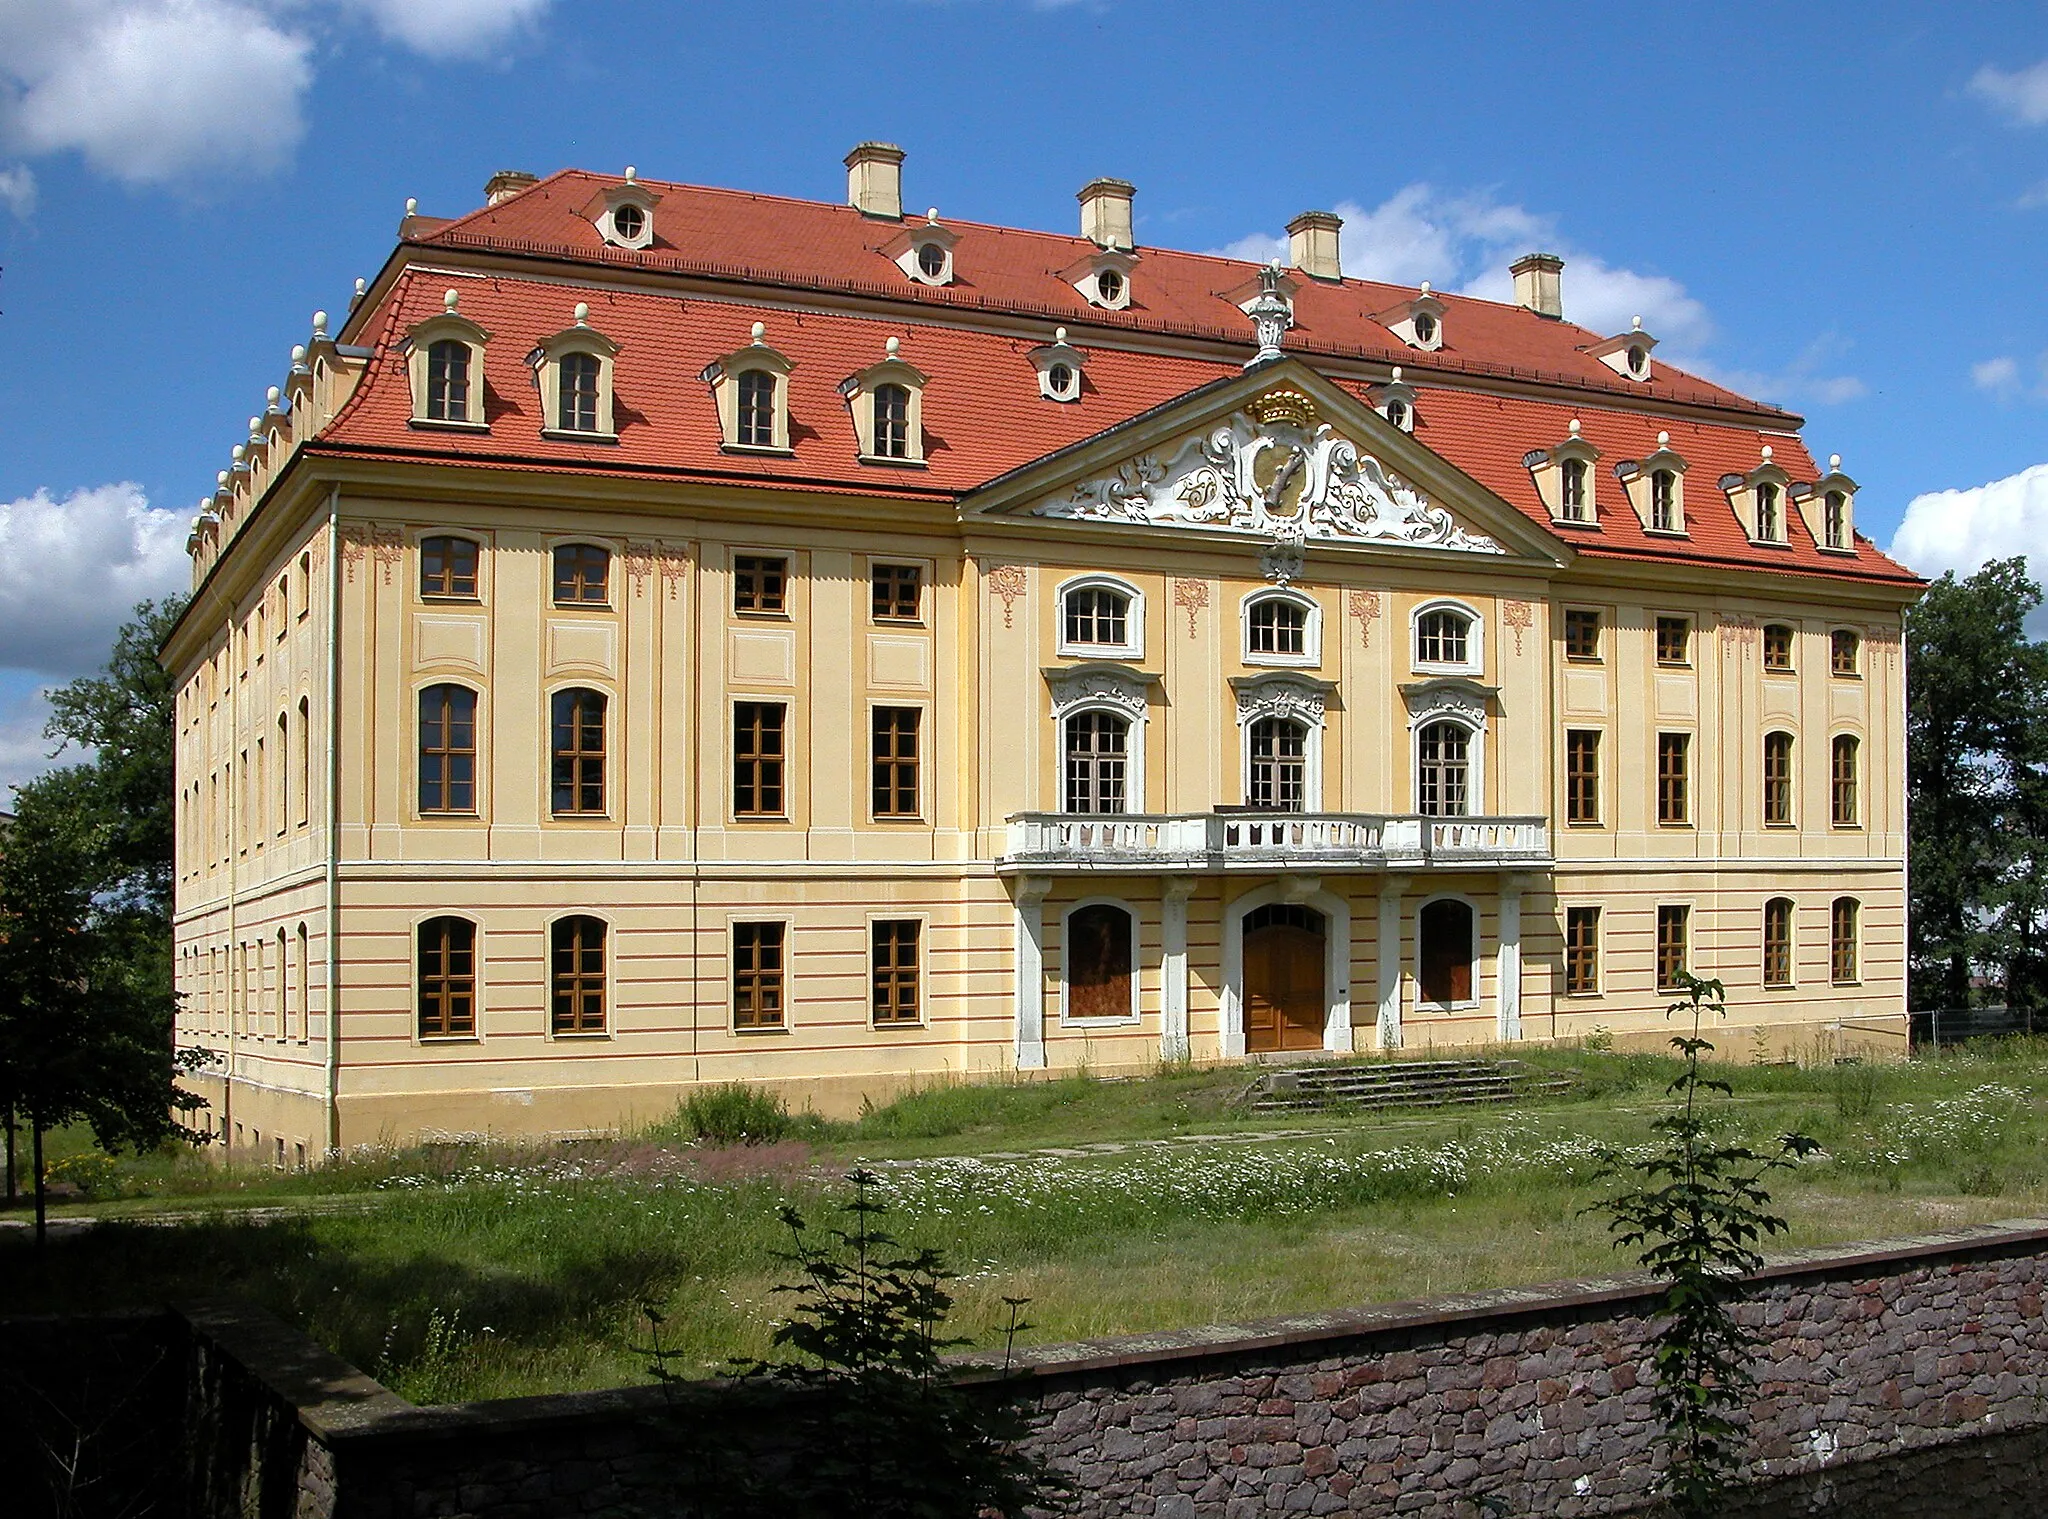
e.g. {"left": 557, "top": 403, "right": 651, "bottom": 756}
{"left": 1047, "top": 666, "right": 1149, "bottom": 722}
{"left": 1034, "top": 389, "right": 1502, "bottom": 555}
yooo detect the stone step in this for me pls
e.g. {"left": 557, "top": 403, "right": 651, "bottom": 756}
{"left": 1241, "top": 1058, "right": 1575, "bottom": 1115}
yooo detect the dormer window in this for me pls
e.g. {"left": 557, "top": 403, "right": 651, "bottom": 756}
{"left": 1797, "top": 454, "right": 1859, "bottom": 553}
{"left": 839, "top": 337, "right": 927, "bottom": 465}
{"left": 1824, "top": 491, "right": 1848, "bottom": 548}
{"left": 1066, "top": 248, "right": 1138, "bottom": 311}
{"left": 1377, "top": 366, "right": 1417, "bottom": 433}
{"left": 1651, "top": 469, "right": 1677, "bottom": 527}
{"left": 1756, "top": 482, "right": 1783, "bottom": 542}
{"left": 1616, "top": 431, "right": 1688, "bottom": 535}
{"left": 917, "top": 242, "right": 946, "bottom": 278}
{"left": 1095, "top": 268, "right": 1124, "bottom": 304}
{"left": 1722, "top": 445, "right": 1792, "bottom": 546}
{"left": 701, "top": 322, "right": 794, "bottom": 453}
{"left": 591, "top": 169, "right": 659, "bottom": 251}
{"left": 1526, "top": 418, "right": 1600, "bottom": 526}
{"left": 531, "top": 303, "right": 619, "bottom": 440}
{"left": 886, "top": 212, "right": 958, "bottom": 287}
{"left": 404, "top": 290, "right": 489, "bottom": 431}
{"left": 1030, "top": 329, "right": 1088, "bottom": 402}
{"left": 1383, "top": 284, "right": 1446, "bottom": 352}
{"left": 1586, "top": 317, "right": 1657, "bottom": 382}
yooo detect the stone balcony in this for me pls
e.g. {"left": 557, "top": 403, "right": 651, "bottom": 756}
{"left": 998, "top": 812, "right": 1553, "bottom": 875}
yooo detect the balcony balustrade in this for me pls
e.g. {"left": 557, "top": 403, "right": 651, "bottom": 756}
{"left": 1000, "top": 811, "right": 1552, "bottom": 874}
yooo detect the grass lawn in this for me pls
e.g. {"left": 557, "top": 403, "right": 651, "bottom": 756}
{"left": 4, "top": 1040, "right": 2046, "bottom": 1405}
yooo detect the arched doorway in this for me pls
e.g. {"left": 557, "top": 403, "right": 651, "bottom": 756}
{"left": 1242, "top": 902, "right": 1327, "bottom": 1052}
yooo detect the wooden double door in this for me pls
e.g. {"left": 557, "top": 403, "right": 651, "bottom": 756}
{"left": 1243, "top": 903, "right": 1327, "bottom": 1053}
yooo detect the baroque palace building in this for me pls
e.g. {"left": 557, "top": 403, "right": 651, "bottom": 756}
{"left": 165, "top": 146, "right": 1922, "bottom": 1160}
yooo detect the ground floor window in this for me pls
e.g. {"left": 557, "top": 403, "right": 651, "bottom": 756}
{"left": 1831, "top": 897, "right": 1860, "bottom": 984}
{"left": 1763, "top": 897, "right": 1795, "bottom": 987}
{"left": 1656, "top": 905, "right": 1690, "bottom": 992}
{"left": 417, "top": 916, "right": 476, "bottom": 1037}
{"left": 1564, "top": 906, "right": 1600, "bottom": 995}
{"left": 551, "top": 916, "right": 607, "bottom": 1034}
{"left": 732, "top": 922, "right": 786, "bottom": 1030}
{"left": 1066, "top": 902, "right": 1135, "bottom": 1019}
{"left": 871, "top": 920, "right": 921, "bottom": 1024}
{"left": 1418, "top": 897, "right": 1475, "bottom": 1005}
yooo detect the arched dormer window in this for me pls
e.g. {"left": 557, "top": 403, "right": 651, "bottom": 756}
{"left": 1721, "top": 446, "right": 1792, "bottom": 546}
{"left": 1243, "top": 589, "right": 1320, "bottom": 666}
{"left": 1377, "top": 366, "right": 1417, "bottom": 433}
{"left": 1382, "top": 284, "right": 1446, "bottom": 352}
{"left": 1797, "top": 454, "right": 1859, "bottom": 553}
{"left": 404, "top": 290, "right": 489, "bottom": 430}
{"left": 1412, "top": 600, "right": 1482, "bottom": 674}
{"left": 1617, "top": 431, "right": 1688, "bottom": 535}
{"left": 1526, "top": 419, "right": 1600, "bottom": 525}
{"left": 1057, "top": 576, "right": 1143, "bottom": 658}
{"left": 883, "top": 211, "right": 959, "bottom": 287}
{"left": 1030, "top": 329, "right": 1088, "bottom": 402}
{"left": 840, "top": 338, "right": 927, "bottom": 464}
{"left": 1586, "top": 317, "right": 1658, "bottom": 382}
{"left": 591, "top": 170, "right": 659, "bottom": 250}
{"left": 701, "top": 323, "right": 794, "bottom": 453}
{"left": 531, "top": 304, "right": 620, "bottom": 439}
{"left": 1064, "top": 248, "right": 1138, "bottom": 311}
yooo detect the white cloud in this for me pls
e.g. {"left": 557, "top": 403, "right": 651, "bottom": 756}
{"left": 0, "top": 162, "right": 33, "bottom": 215}
{"left": 1684, "top": 333, "right": 1869, "bottom": 410}
{"left": 0, "top": 686, "right": 65, "bottom": 809}
{"left": 0, "top": 482, "right": 189, "bottom": 675}
{"left": 2018, "top": 179, "right": 2048, "bottom": 210}
{"left": 1974, "top": 356, "right": 2024, "bottom": 399}
{"left": 1970, "top": 58, "right": 2048, "bottom": 126}
{"left": 0, "top": 1, "right": 552, "bottom": 191}
{"left": 1891, "top": 463, "right": 2048, "bottom": 635}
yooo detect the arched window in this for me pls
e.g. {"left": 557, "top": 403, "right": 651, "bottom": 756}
{"left": 297, "top": 696, "right": 311, "bottom": 828}
{"left": 1762, "top": 731, "right": 1794, "bottom": 826}
{"left": 1063, "top": 710, "right": 1129, "bottom": 814}
{"left": 1245, "top": 593, "right": 1311, "bottom": 661}
{"left": 1384, "top": 398, "right": 1410, "bottom": 431}
{"left": 553, "top": 543, "right": 610, "bottom": 605}
{"left": 1831, "top": 735, "right": 1860, "bottom": 826}
{"left": 419, "top": 685, "right": 477, "bottom": 814}
{"left": 1066, "top": 903, "right": 1136, "bottom": 1021}
{"left": 872, "top": 383, "right": 911, "bottom": 459}
{"left": 736, "top": 369, "right": 777, "bottom": 448}
{"left": 1763, "top": 897, "right": 1794, "bottom": 987}
{"left": 295, "top": 923, "right": 309, "bottom": 1042}
{"left": 426, "top": 340, "right": 470, "bottom": 423}
{"left": 1414, "top": 605, "right": 1475, "bottom": 668}
{"left": 1247, "top": 717, "right": 1307, "bottom": 811}
{"left": 1416, "top": 720, "right": 1471, "bottom": 816}
{"left": 1831, "top": 898, "right": 1860, "bottom": 984}
{"left": 1062, "top": 581, "right": 1136, "bottom": 653}
{"left": 1831, "top": 629, "right": 1861, "bottom": 676}
{"left": 558, "top": 351, "right": 602, "bottom": 433}
{"left": 551, "top": 688, "right": 607, "bottom": 815}
{"left": 1561, "top": 458, "right": 1589, "bottom": 520}
{"left": 1418, "top": 898, "right": 1475, "bottom": 1005}
{"left": 418, "top": 917, "right": 476, "bottom": 1037}
{"left": 550, "top": 916, "right": 607, "bottom": 1034}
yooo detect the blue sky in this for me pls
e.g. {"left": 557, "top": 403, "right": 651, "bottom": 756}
{"left": 2, "top": 0, "right": 2045, "bottom": 796}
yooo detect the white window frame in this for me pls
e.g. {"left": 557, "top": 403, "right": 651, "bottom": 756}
{"left": 532, "top": 323, "right": 620, "bottom": 440}
{"left": 1056, "top": 575, "right": 1146, "bottom": 660}
{"left": 1413, "top": 892, "right": 1482, "bottom": 1013}
{"left": 1409, "top": 710, "right": 1485, "bottom": 818}
{"left": 1241, "top": 588, "right": 1322, "bottom": 668}
{"left": 1056, "top": 702, "right": 1146, "bottom": 814}
{"left": 1410, "top": 598, "right": 1484, "bottom": 676}
{"left": 404, "top": 309, "right": 490, "bottom": 431}
{"left": 1058, "top": 896, "right": 1143, "bottom": 1027}
{"left": 1236, "top": 681, "right": 1326, "bottom": 812}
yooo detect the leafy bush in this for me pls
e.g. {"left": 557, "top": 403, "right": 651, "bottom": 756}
{"left": 683, "top": 1084, "right": 794, "bottom": 1145}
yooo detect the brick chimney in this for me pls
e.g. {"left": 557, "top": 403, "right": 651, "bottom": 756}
{"left": 1078, "top": 178, "right": 1136, "bottom": 251}
{"left": 483, "top": 170, "right": 538, "bottom": 206}
{"left": 1511, "top": 253, "right": 1565, "bottom": 319}
{"left": 845, "top": 142, "right": 905, "bottom": 220}
{"left": 1286, "top": 210, "right": 1343, "bottom": 282}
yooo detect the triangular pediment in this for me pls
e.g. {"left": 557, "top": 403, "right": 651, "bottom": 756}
{"left": 965, "top": 360, "right": 1567, "bottom": 568}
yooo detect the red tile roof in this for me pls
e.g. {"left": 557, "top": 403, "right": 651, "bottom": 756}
{"left": 311, "top": 171, "right": 1916, "bottom": 589}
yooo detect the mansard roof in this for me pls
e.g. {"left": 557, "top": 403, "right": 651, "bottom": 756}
{"left": 300, "top": 170, "right": 1919, "bottom": 589}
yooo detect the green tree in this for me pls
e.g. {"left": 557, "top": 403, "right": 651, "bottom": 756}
{"left": 1905, "top": 559, "right": 2048, "bottom": 1013}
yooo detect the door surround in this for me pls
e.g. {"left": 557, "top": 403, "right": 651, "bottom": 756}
{"left": 1221, "top": 879, "right": 1352, "bottom": 1058}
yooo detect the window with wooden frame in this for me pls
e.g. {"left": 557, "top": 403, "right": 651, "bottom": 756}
{"left": 297, "top": 697, "right": 311, "bottom": 828}
{"left": 1415, "top": 720, "right": 1470, "bottom": 817}
{"left": 1248, "top": 716, "right": 1309, "bottom": 812}
{"left": 1650, "top": 469, "right": 1679, "bottom": 532}
{"left": 872, "top": 384, "right": 912, "bottom": 459}
{"left": 420, "top": 536, "right": 479, "bottom": 600}
{"left": 871, "top": 707, "right": 921, "bottom": 818}
{"left": 427, "top": 340, "right": 471, "bottom": 423}
{"left": 1763, "top": 897, "right": 1795, "bottom": 987}
{"left": 1065, "top": 903, "right": 1135, "bottom": 1020}
{"left": 1565, "top": 729, "right": 1601, "bottom": 824}
{"left": 871, "top": 919, "right": 921, "bottom": 1024}
{"left": 1415, "top": 608, "right": 1472, "bottom": 667}
{"left": 1560, "top": 457, "right": 1590, "bottom": 522}
{"left": 1564, "top": 906, "right": 1600, "bottom": 995}
{"left": 1657, "top": 732, "right": 1690, "bottom": 825}
{"left": 1823, "top": 490, "right": 1851, "bottom": 550}
{"left": 736, "top": 370, "right": 778, "bottom": 449}
{"left": 1063, "top": 585, "right": 1129, "bottom": 648}
{"left": 1418, "top": 898, "right": 1476, "bottom": 1005}
{"left": 550, "top": 916, "right": 607, "bottom": 1034}
{"left": 1063, "top": 710, "right": 1129, "bottom": 814}
{"left": 871, "top": 563, "right": 922, "bottom": 622}
{"left": 1246, "top": 595, "right": 1308, "bottom": 658}
{"left": 1831, "top": 897, "right": 1860, "bottom": 984}
{"left": 1563, "top": 608, "right": 1601, "bottom": 662}
{"left": 733, "top": 702, "right": 786, "bottom": 817}
{"left": 553, "top": 543, "right": 610, "bottom": 606}
{"left": 550, "top": 688, "right": 606, "bottom": 815}
{"left": 733, "top": 555, "right": 787, "bottom": 615}
{"left": 1831, "top": 629, "right": 1861, "bottom": 677}
{"left": 731, "top": 922, "right": 786, "bottom": 1030}
{"left": 1762, "top": 623, "right": 1795, "bottom": 672}
{"left": 1655, "top": 615, "right": 1691, "bottom": 666}
{"left": 419, "top": 684, "right": 478, "bottom": 814}
{"left": 1755, "top": 481, "right": 1784, "bottom": 543}
{"left": 417, "top": 917, "right": 476, "bottom": 1038}
{"left": 1656, "top": 905, "right": 1690, "bottom": 992}
{"left": 558, "top": 351, "right": 603, "bottom": 434}
{"left": 1831, "top": 734, "right": 1860, "bottom": 826}
{"left": 1762, "top": 731, "right": 1794, "bottom": 826}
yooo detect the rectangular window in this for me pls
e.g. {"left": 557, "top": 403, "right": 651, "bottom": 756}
{"left": 1763, "top": 898, "right": 1794, "bottom": 988}
{"left": 871, "top": 920, "right": 921, "bottom": 1024}
{"left": 1650, "top": 469, "right": 1678, "bottom": 532}
{"left": 871, "top": 564, "right": 922, "bottom": 622}
{"left": 1762, "top": 732, "right": 1793, "bottom": 826}
{"left": 1831, "top": 736, "right": 1860, "bottom": 826}
{"left": 1564, "top": 906, "right": 1600, "bottom": 995}
{"left": 550, "top": 916, "right": 607, "bottom": 1034}
{"left": 1655, "top": 615, "right": 1691, "bottom": 666}
{"left": 1657, "top": 732, "right": 1690, "bottom": 825}
{"left": 1763, "top": 624, "right": 1795, "bottom": 672}
{"left": 732, "top": 922, "right": 786, "bottom": 1030}
{"left": 1565, "top": 729, "right": 1601, "bottom": 824}
{"left": 1063, "top": 712, "right": 1128, "bottom": 814}
{"left": 734, "top": 555, "right": 787, "bottom": 614}
{"left": 1824, "top": 491, "right": 1850, "bottom": 550}
{"left": 1831, "top": 898, "right": 1859, "bottom": 984}
{"left": 1563, "top": 609, "right": 1601, "bottom": 662}
{"left": 417, "top": 918, "right": 476, "bottom": 1038}
{"left": 1656, "top": 905, "right": 1690, "bottom": 992}
{"left": 733, "top": 702, "right": 787, "bottom": 817}
{"left": 871, "top": 707, "right": 921, "bottom": 818}
{"left": 550, "top": 689, "right": 606, "bottom": 815}
{"left": 420, "top": 536, "right": 479, "bottom": 600}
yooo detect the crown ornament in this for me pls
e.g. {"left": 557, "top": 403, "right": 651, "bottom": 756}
{"left": 1249, "top": 389, "right": 1317, "bottom": 429}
